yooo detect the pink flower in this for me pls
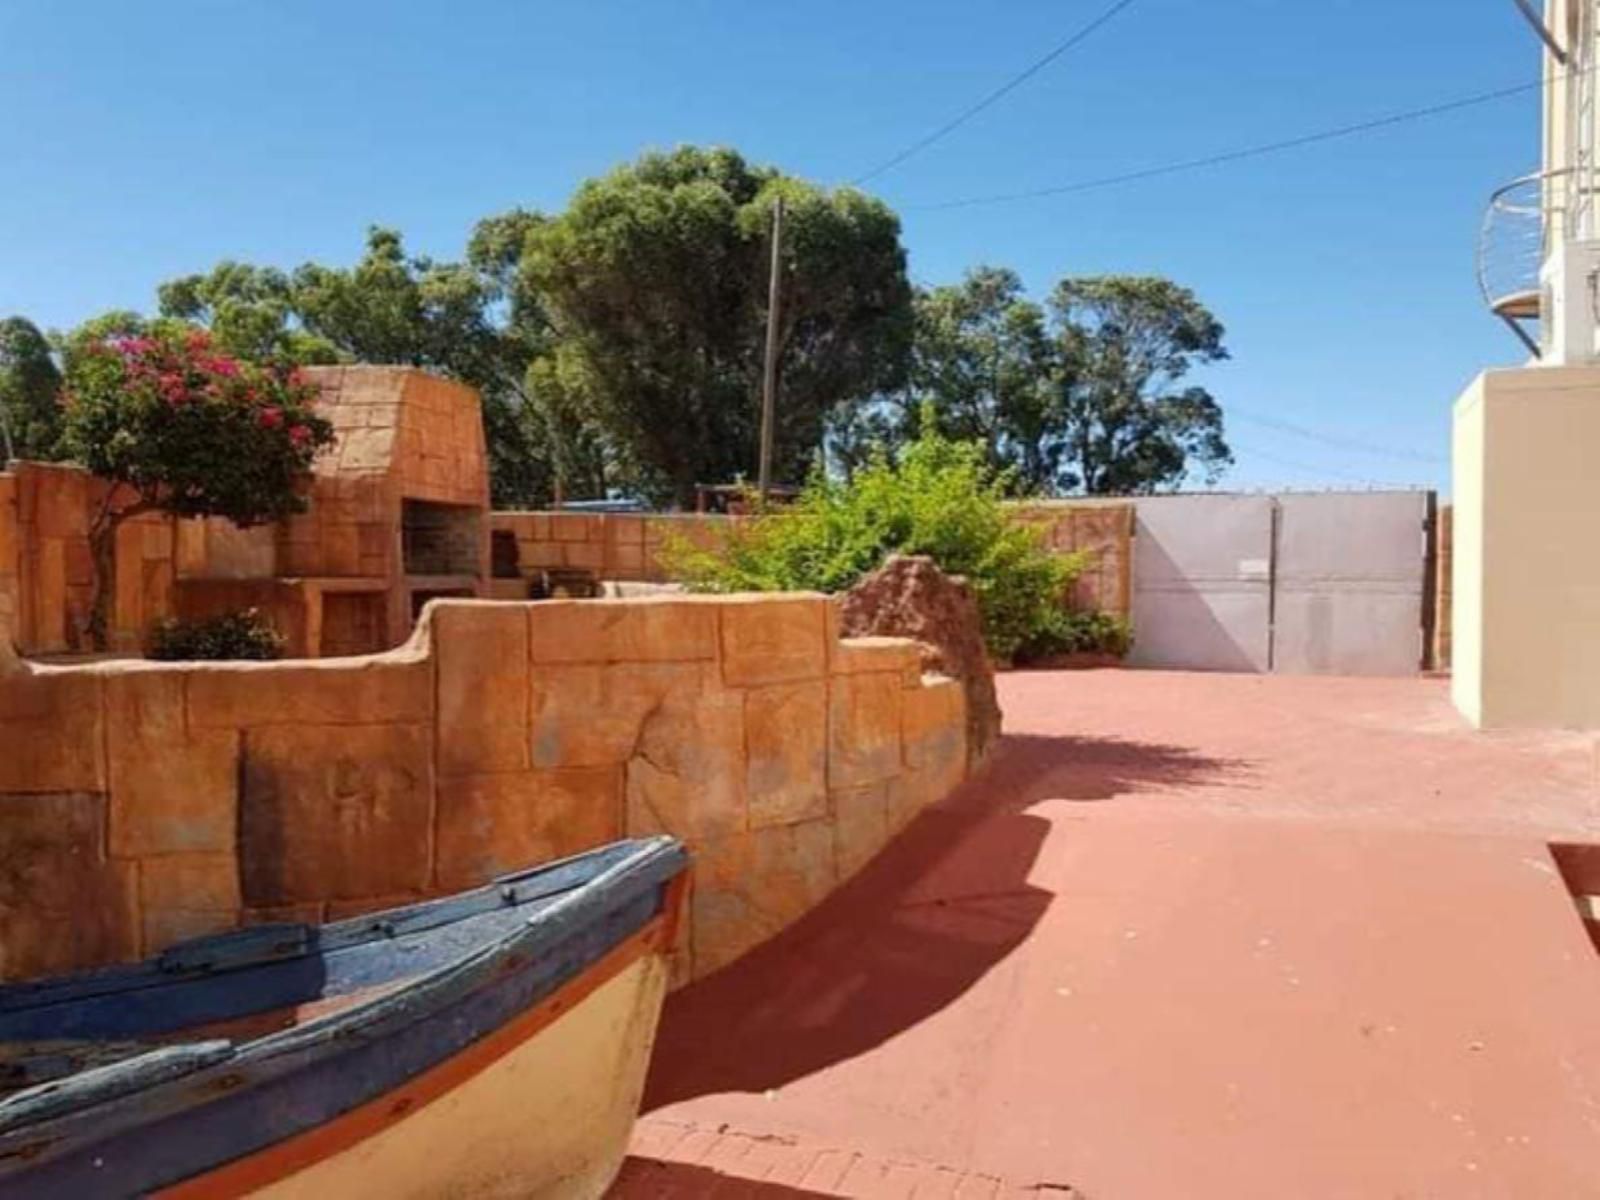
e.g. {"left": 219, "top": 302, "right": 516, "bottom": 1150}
{"left": 205, "top": 356, "right": 240, "bottom": 378}
{"left": 184, "top": 329, "right": 212, "bottom": 353}
{"left": 113, "top": 336, "right": 156, "bottom": 358}
{"left": 288, "top": 423, "right": 311, "bottom": 448}
{"left": 258, "top": 406, "right": 284, "bottom": 430}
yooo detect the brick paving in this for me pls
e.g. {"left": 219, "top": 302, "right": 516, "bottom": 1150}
{"left": 612, "top": 1117, "right": 1078, "bottom": 1197}
{"left": 612, "top": 671, "right": 1600, "bottom": 1199}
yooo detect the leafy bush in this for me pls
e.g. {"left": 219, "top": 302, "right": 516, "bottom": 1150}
{"left": 1014, "top": 608, "right": 1133, "bottom": 664}
{"left": 148, "top": 609, "right": 285, "bottom": 661}
{"left": 61, "top": 326, "right": 335, "bottom": 648}
{"left": 662, "top": 419, "right": 1084, "bottom": 659}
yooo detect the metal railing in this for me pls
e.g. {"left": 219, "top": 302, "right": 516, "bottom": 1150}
{"left": 1477, "top": 169, "right": 1565, "bottom": 323}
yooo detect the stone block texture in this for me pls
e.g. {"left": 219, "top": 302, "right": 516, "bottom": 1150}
{"left": 489, "top": 511, "right": 736, "bottom": 584}
{"left": 0, "top": 591, "right": 971, "bottom": 984}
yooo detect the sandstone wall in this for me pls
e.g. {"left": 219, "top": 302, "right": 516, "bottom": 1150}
{"left": 1010, "top": 500, "right": 1135, "bottom": 619}
{"left": 0, "top": 473, "right": 17, "bottom": 644}
{"left": 1432, "top": 503, "right": 1453, "bottom": 673}
{"left": 490, "top": 503, "right": 1135, "bottom": 618}
{"left": 0, "top": 594, "right": 967, "bottom": 986}
{"left": 489, "top": 511, "right": 734, "bottom": 589}
{"left": 276, "top": 368, "right": 488, "bottom": 582}
{"left": 0, "top": 462, "right": 176, "bottom": 654}
{"left": 2, "top": 455, "right": 1131, "bottom": 657}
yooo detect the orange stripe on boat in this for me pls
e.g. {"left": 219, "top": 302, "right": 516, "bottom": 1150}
{"left": 158, "top": 917, "right": 667, "bottom": 1200}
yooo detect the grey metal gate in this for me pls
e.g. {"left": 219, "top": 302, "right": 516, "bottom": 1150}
{"left": 1271, "top": 491, "right": 1431, "bottom": 676}
{"left": 1127, "top": 495, "right": 1274, "bottom": 672}
{"left": 1126, "top": 491, "right": 1433, "bottom": 676}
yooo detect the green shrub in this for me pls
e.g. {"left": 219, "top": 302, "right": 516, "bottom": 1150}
{"left": 61, "top": 326, "right": 334, "bottom": 649}
{"left": 662, "top": 419, "right": 1085, "bottom": 659}
{"left": 1014, "top": 608, "right": 1133, "bottom": 663}
{"left": 148, "top": 609, "right": 285, "bottom": 661}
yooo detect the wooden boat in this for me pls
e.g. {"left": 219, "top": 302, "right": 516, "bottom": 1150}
{"left": 0, "top": 836, "right": 688, "bottom": 1199}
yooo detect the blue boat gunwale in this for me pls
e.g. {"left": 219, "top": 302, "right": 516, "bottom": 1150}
{"left": 0, "top": 837, "right": 657, "bottom": 1015}
{"left": 0, "top": 835, "right": 688, "bottom": 1185}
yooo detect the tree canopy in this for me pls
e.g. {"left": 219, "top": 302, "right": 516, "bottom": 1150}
{"left": 904, "top": 267, "right": 1061, "bottom": 491}
{"left": 0, "top": 316, "right": 65, "bottom": 461}
{"left": 1051, "top": 275, "right": 1231, "bottom": 494}
{"left": 887, "top": 268, "right": 1230, "bottom": 495}
{"left": 61, "top": 327, "right": 334, "bottom": 647}
{"left": 521, "top": 146, "right": 912, "bottom": 507}
{"left": 11, "top": 147, "right": 1233, "bottom": 509}
{"left": 155, "top": 226, "right": 596, "bottom": 507}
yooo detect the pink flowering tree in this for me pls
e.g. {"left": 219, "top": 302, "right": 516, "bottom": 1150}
{"left": 62, "top": 328, "right": 334, "bottom": 650}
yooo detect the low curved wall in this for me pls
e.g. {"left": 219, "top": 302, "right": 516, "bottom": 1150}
{"left": 0, "top": 594, "right": 968, "bottom": 986}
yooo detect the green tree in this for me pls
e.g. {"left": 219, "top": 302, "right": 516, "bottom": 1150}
{"left": 159, "top": 226, "right": 589, "bottom": 508}
{"left": 0, "top": 316, "right": 65, "bottom": 461}
{"left": 867, "top": 271, "right": 1230, "bottom": 497}
{"left": 156, "top": 264, "right": 337, "bottom": 365}
{"left": 467, "top": 209, "right": 611, "bottom": 504}
{"left": 904, "top": 267, "right": 1061, "bottom": 491}
{"left": 1051, "top": 276, "right": 1231, "bottom": 494}
{"left": 521, "top": 146, "right": 912, "bottom": 507}
{"left": 62, "top": 327, "right": 334, "bottom": 650}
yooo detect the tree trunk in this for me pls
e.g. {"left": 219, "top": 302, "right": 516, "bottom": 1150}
{"left": 85, "top": 498, "right": 154, "bottom": 653}
{"left": 85, "top": 514, "right": 118, "bottom": 653}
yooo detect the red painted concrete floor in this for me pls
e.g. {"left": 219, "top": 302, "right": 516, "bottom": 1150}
{"left": 611, "top": 671, "right": 1600, "bottom": 1198}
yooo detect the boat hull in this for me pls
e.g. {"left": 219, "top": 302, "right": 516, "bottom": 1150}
{"left": 0, "top": 838, "right": 689, "bottom": 1200}
{"left": 223, "top": 926, "right": 669, "bottom": 1200}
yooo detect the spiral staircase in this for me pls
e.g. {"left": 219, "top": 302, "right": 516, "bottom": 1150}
{"left": 1481, "top": 1, "right": 1600, "bottom": 360}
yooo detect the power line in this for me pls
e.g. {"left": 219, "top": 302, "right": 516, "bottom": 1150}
{"left": 851, "top": 0, "right": 1140, "bottom": 186}
{"left": 1228, "top": 441, "right": 1413, "bottom": 487}
{"left": 1227, "top": 406, "right": 1447, "bottom": 465}
{"left": 909, "top": 74, "right": 1554, "bottom": 211}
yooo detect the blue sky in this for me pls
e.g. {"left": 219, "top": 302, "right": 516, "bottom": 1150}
{"left": 0, "top": 1, "right": 1547, "bottom": 492}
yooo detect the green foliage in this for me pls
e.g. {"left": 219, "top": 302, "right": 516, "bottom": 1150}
{"left": 1051, "top": 275, "right": 1231, "bottom": 494}
{"left": 146, "top": 168, "right": 1230, "bottom": 506}
{"left": 156, "top": 264, "right": 338, "bottom": 365}
{"left": 522, "top": 146, "right": 912, "bottom": 506}
{"left": 148, "top": 609, "right": 285, "bottom": 661}
{"left": 0, "top": 316, "right": 65, "bottom": 461}
{"left": 856, "top": 269, "right": 1232, "bottom": 497}
{"left": 1014, "top": 608, "right": 1133, "bottom": 663}
{"left": 906, "top": 267, "right": 1061, "bottom": 491}
{"left": 158, "top": 226, "right": 581, "bottom": 508}
{"left": 62, "top": 327, "right": 335, "bottom": 648}
{"left": 663, "top": 416, "right": 1081, "bottom": 659}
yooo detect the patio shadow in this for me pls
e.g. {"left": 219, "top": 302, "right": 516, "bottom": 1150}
{"left": 610, "top": 1157, "right": 830, "bottom": 1196}
{"left": 981, "top": 731, "right": 1251, "bottom": 804}
{"left": 643, "top": 730, "right": 1243, "bottom": 1109}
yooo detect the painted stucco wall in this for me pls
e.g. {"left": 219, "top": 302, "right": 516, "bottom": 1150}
{"left": 0, "top": 593, "right": 968, "bottom": 986}
{"left": 1451, "top": 366, "right": 1600, "bottom": 728}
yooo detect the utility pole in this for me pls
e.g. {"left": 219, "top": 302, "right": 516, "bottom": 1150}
{"left": 757, "top": 195, "right": 784, "bottom": 501}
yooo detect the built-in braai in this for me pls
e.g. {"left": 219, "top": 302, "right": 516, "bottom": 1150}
{"left": 167, "top": 367, "right": 492, "bottom": 656}
{"left": 401, "top": 500, "right": 482, "bottom": 577}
